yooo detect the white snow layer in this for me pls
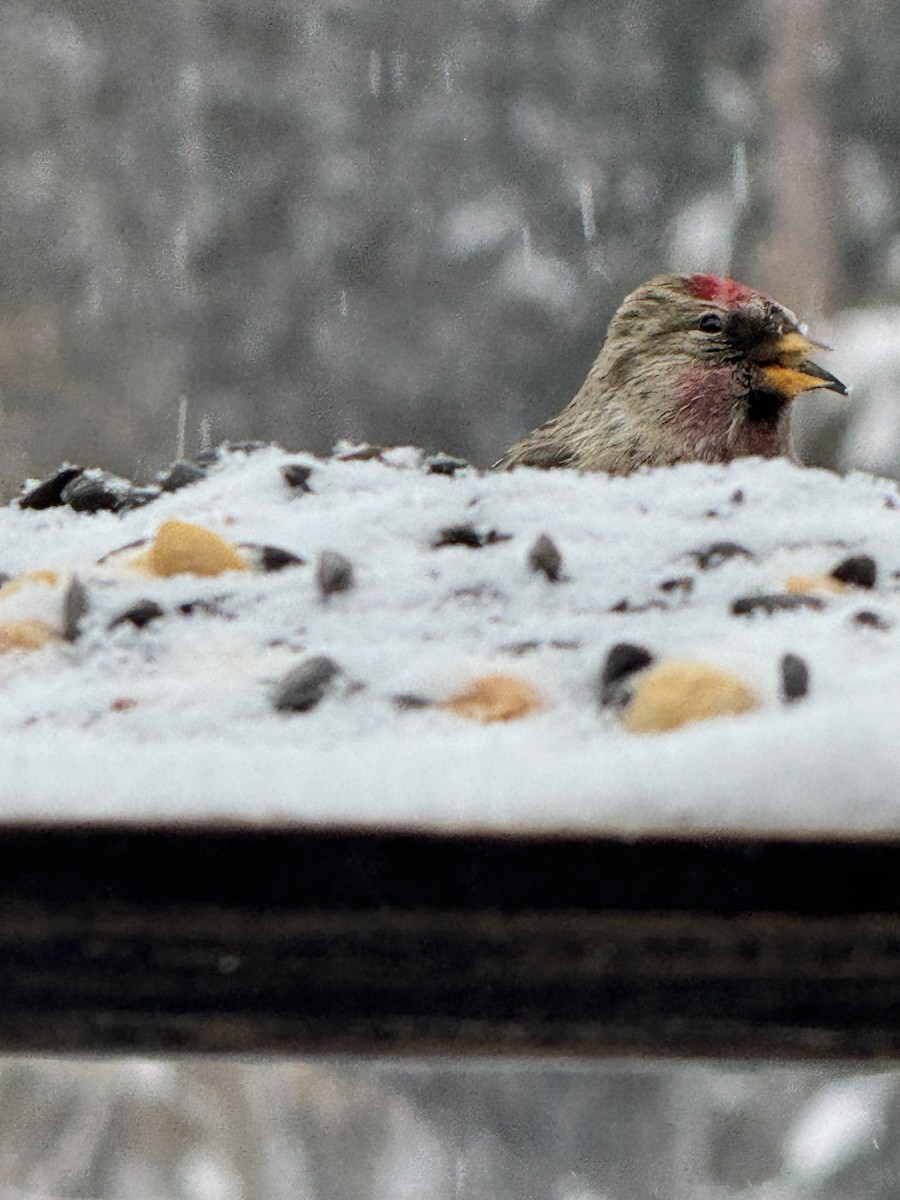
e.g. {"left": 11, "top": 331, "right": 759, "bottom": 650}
{"left": 2, "top": 445, "right": 900, "bottom": 837}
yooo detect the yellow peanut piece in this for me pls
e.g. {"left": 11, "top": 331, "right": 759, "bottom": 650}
{"left": 786, "top": 573, "right": 846, "bottom": 596}
{"left": 0, "top": 619, "right": 58, "bottom": 653}
{"left": 623, "top": 661, "right": 758, "bottom": 735}
{"left": 0, "top": 570, "right": 60, "bottom": 597}
{"left": 140, "top": 520, "right": 249, "bottom": 577}
{"left": 446, "top": 673, "right": 543, "bottom": 723}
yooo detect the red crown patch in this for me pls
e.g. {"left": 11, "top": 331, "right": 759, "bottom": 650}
{"left": 687, "top": 273, "right": 756, "bottom": 306}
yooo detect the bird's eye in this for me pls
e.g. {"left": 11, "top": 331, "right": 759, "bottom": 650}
{"left": 698, "top": 312, "right": 726, "bottom": 333}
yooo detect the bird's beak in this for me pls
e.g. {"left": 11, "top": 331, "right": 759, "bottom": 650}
{"left": 756, "top": 331, "right": 847, "bottom": 398}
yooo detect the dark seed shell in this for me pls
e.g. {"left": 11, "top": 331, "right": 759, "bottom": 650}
{"left": 831, "top": 554, "right": 877, "bottom": 589}
{"left": 659, "top": 576, "right": 694, "bottom": 594}
{"left": 427, "top": 454, "right": 469, "bottom": 476}
{"left": 122, "top": 487, "right": 161, "bottom": 509}
{"left": 156, "top": 460, "right": 206, "bottom": 492}
{"left": 258, "top": 545, "right": 305, "bottom": 573}
{"left": 731, "top": 594, "right": 825, "bottom": 616}
{"left": 62, "top": 576, "right": 89, "bottom": 642}
{"left": 433, "top": 524, "right": 512, "bottom": 549}
{"left": 599, "top": 642, "right": 654, "bottom": 707}
{"left": 501, "top": 640, "right": 542, "bottom": 656}
{"left": 528, "top": 533, "right": 563, "bottom": 581}
{"left": 60, "top": 472, "right": 159, "bottom": 514}
{"left": 95, "top": 538, "right": 147, "bottom": 565}
{"left": 780, "top": 653, "right": 810, "bottom": 703}
{"left": 692, "top": 542, "right": 753, "bottom": 569}
{"left": 434, "top": 523, "right": 484, "bottom": 548}
{"left": 109, "top": 600, "right": 166, "bottom": 630}
{"left": 19, "top": 466, "right": 84, "bottom": 510}
{"left": 273, "top": 655, "right": 341, "bottom": 713}
{"left": 853, "top": 609, "right": 892, "bottom": 631}
{"left": 282, "top": 462, "right": 314, "bottom": 492}
{"left": 610, "top": 597, "right": 668, "bottom": 614}
{"left": 393, "top": 693, "right": 433, "bottom": 710}
{"left": 316, "top": 550, "right": 354, "bottom": 596}
{"left": 178, "top": 598, "right": 235, "bottom": 618}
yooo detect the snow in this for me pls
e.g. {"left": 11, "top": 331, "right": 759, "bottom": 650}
{"left": 783, "top": 1074, "right": 893, "bottom": 1184}
{"left": 2, "top": 444, "right": 900, "bottom": 836}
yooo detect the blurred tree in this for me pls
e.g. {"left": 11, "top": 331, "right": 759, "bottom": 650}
{"left": 0, "top": 0, "right": 895, "bottom": 487}
{"left": 755, "top": 0, "right": 838, "bottom": 317}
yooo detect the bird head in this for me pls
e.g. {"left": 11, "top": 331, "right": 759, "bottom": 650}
{"left": 605, "top": 272, "right": 846, "bottom": 399}
{"left": 591, "top": 272, "right": 846, "bottom": 464}
{"left": 496, "top": 271, "right": 847, "bottom": 473}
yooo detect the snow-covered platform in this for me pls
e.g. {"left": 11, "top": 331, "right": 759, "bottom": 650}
{"left": 3, "top": 445, "right": 900, "bottom": 1056}
{"left": 1, "top": 443, "right": 899, "bottom": 836}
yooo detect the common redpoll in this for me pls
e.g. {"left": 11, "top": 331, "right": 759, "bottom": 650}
{"left": 496, "top": 273, "right": 846, "bottom": 473}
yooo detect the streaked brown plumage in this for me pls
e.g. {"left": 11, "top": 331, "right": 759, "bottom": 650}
{"left": 495, "top": 272, "right": 846, "bottom": 474}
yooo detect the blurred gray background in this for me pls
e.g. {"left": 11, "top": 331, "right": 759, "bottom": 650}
{"left": 2, "top": 0, "right": 899, "bottom": 487}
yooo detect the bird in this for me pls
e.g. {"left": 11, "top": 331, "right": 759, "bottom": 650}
{"left": 494, "top": 272, "right": 847, "bottom": 473}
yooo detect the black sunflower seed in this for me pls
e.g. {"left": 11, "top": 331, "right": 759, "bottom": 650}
{"left": 853, "top": 609, "right": 892, "bottom": 631}
{"left": 18, "top": 465, "right": 84, "bottom": 510}
{"left": 316, "top": 550, "right": 354, "bottom": 597}
{"left": 427, "top": 454, "right": 469, "bottom": 476}
{"left": 282, "top": 462, "right": 314, "bottom": 492}
{"left": 780, "top": 653, "right": 809, "bottom": 703}
{"left": 178, "top": 597, "right": 234, "bottom": 618}
{"left": 109, "top": 600, "right": 166, "bottom": 630}
{"left": 393, "top": 693, "right": 433, "bottom": 710}
{"left": 692, "top": 542, "right": 753, "bottom": 569}
{"left": 60, "top": 471, "right": 159, "bottom": 514}
{"left": 433, "top": 524, "right": 512, "bottom": 549}
{"left": 501, "top": 640, "right": 542, "bottom": 656}
{"left": 528, "top": 533, "right": 564, "bottom": 581}
{"left": 731, "top": 594, "right": 825, "bottom": 616}
{"left": 434, "top": 524, "right": 483, "bottom": 548}
{"left": 156, "top": 460, "right": 206, "bottom": 492}
{"left": 598, "top": 642, "right": 654, "bottom": 707}
{"left": 831, "top": 554, "right": 877, "bottom": 589}
{"left": 659, "top": 576, "right": 694, "bottom": 595}
{"left": 259, "top": 545, "right": 305, "bottom": 572}
{"left": 62, "top": 576, "right": 89, "bottom": 642}
{"left": 273, "top": 655, "right": 341, "bottom": 712}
